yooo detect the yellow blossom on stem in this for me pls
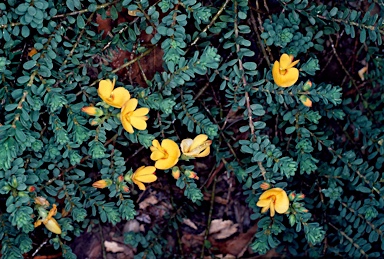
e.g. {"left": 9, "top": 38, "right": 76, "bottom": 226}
{"left": 180, "top": 134, "right": 212, "bottom": 159}
{"left": 120, "top": 98, "right": 149, "bottom": 134}
{"left": 299, "top": 95, "right": 312, "bottom": 107}
{"left": 150, "top": 139, "right": 180, "bottom": 170}
{"left": 256, "top": 188, "right": 289, "bottom": 217}
{"left": 272, "top": 54, "right": 300, "bottom": 87}
{"left": 131, "top": 166, "right": 157, "bottom": 190}
{"left": 92, "top": 179, "right": 112, "bottom": 189}
{"left": 97, "top": 78, "right": 131, "bottom": 108}
{"left": 82, "top": 106, "right": 104, "bottom": 116}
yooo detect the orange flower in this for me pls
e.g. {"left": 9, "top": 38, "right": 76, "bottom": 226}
{"left": 256, "top": 188, "right": 289, "bottom": 217}
{"left": 120, "top": 98, "right": 149, "bottom": 134}
{"left": 150, "top": 139, "right": 180, "bottom": 170}
{"left": 272, "top": 54, "right": 300, "bottom": 87}
{"left": 97, "top": 78, "right": 131, "bottom": 108}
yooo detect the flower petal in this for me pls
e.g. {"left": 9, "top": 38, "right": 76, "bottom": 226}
{"left": 269, "top": 199, "right": 276, "bottom": 217}
{"left": 44, "top": 218, "right": 62, "bottom": 234}
{"left": 196, "top": 146, "right": 210, "bottom": 157}
{"left": 132, "top": 178, "right": 146, "bottom": 190}
{"left": 121, "top": 118, "right": 134, "bottom": 133}
{"left": 155, "top": 156, "right": 178, "bottom": 170}
{"left": 133, "top": 107, "right": 149, "bottom": 117}
{"left": 259, "top": 188, "right": 284, "bottom": 200}
{"left": 180, "top": 139, "right": 193, "bottom": 153}
{"left": 279, "top": 54, "right": 292, "bottom": 69}
{"left": 110, "top": 87, "right": 130, "bottom": 108}
{"left": 189, "top": 134, "right": 208, "bottom": 151}
{"left": 274, "top": 190, "right": 290, "bottom": 214}
{"left": 162, "top": 139, "right": 181, "bottom": 158}
{"left": 130, "top": 116, "right": 148, "bottom": 131}
{"left": 98, "top": 79, "right": 114, "bottom": 100}
{"left": 281, "top": 67, "right": 299, "bottom": 87}
{"left": 256, "top": 199, "right": 271, "bottom": 208}
{"left": 287, "top": 59, "right": 299, "bottom": 69}
{"left": 151, "top": 150, "right": 164, "bottom": 161}
{"left": 122, "top": 98, "right": 138, "bottom": 113}
{"left": 135, "top": 166, "right": 156, "bottom": 177}
{"left": 135, "top": 174, "right": 157, "bottom": 183}
{"left": 152, "top": 139, "right": 161, "bottom": 149}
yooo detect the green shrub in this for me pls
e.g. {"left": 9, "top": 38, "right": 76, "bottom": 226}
{"left": 0, "top": 0, "right": 383, "bottom": 258}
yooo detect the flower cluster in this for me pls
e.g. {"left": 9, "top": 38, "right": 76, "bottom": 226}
{"left": 83, "top": 78, "right": 150, "bottom": 134}
{"left": 272, "top": 54, "right": 313, "bottom": 107}
{"left": 92, "top": 134, "right": 212, "bottom": 191}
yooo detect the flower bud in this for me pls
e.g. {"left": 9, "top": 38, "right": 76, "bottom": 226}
{"left": 82, "top": 106, "right": 104, "bottom": 117}
{"left": 90, "top": 118, "right": 102, "bottom": 126}
{"left": 28, "top": 186, "right": 36, "bottom": 192}
{"left": 92, "top": 179, "right": 112, "bottom": 189}
{"left": 296, "top": 193, "right": 305, "bottom": 200}
{"left": 18, "top": 191, "right": 28, "bottom": 197}
{"left": 260, "top": 182, "right": 271, "bottom": 190}
{"left": 288, "top": 192, "right": 296, "bottom": 201}
{"left": 172, "top": 167, "right": 180, "bottom": 180}
{"left": 185, "top": 170, "right": 199, "bottom": 180}
{"left": 302, "top": 80, "right": 312, "bottom": 91}
{"left": 2, "top": 185, "right": 11, "bottom": 192}
{"left": 117, "top": 175, "right": 124, "bottom": 183}
{"left": 121, "top": 185, "right": 130, "bottom": 193}
{"left": 289, "top": 214, "right": 296, "bottom": 226}
{"left": 28, "top": 48, "right": 38, "bottom": 57}
{"left": 299, "top": 95, "right": 312, "bottom": 107}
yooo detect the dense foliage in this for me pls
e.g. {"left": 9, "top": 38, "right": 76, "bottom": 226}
{"left": 0, "top": 0, "right": 383, "bottom": 258}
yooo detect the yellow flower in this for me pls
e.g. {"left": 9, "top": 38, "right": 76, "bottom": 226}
{"left": 256, "top": 188, "right": 289, "bottom": 217}
{"left": 120, "top": 98, "right": 149, "bottom": 134}
{"left": 272, "top": 54, "right": 300, "bottom": 87}
{"left": 97, "top": 78, "right": 131, "bottom": 108}
{"left": 150, "top": 139, "right": 180, "bottom": 170}
{"left": 132, "top": 166, "right": 157, "bottom": 190}
{"left": 92, "top": 179, "right": 112, "bottom": 188}
{"left": 180, "top": 134, "right": 212, "bottom": 158}
{"left": 300, "top": 95, "right": 312, "bottom": 107}
{"left": 34, "top": 204, "right": 62, "bottom": 234}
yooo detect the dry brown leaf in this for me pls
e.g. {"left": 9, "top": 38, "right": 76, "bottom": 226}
{"left": 208, "top": 219, "right": 236, "bottom": 235}
{"left": 139, "top": 195, "right": 159, "bottom": 210}
{"left": 123, "top": 219, "right": 140, "bottom": 233}
{"left": 104, "top": 240, "right": 133, "bottom": 255}
{"left": 204, "top": 254, "right": 236, "bottom": 259}
{"left": 212, "top": 223, "right": 239, "bottom": 240}
{"left": 182, "top": 218, "right": 198, "bottom": 230}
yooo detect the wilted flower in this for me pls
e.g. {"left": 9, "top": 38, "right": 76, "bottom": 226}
{"left": 34, "top": 196, "right": 50, "bottom": 207}
{"left": 82, "top": 106, "right": 104, "bottom": 116}
{"left": 256, "top": 188, "right": 289, "bottom": 217}
{"left": 97, "top": 78, "right": 131, "bottom": 108}
{"left": 34, "top": 203, "right": 62, "bottom": 235}
{"left": 92, "top": 179, "right": 112, "bottom": 189}
{"left": 150, "top": 139, "right": 180, "bottom": 170}
{"left": 272, "top": 54, "right": 300, "bottom": 87}
{"left": 299, "top": 95, "right": 312, "bottom": 107}
{"left": 180, "top": 134, "right": 212, "bottom": 159}
{"left": 131, "top": 166, "right": 157, "bottom": 190}
{"left": 120, "top": 98, "right": 149, "bottom": 134}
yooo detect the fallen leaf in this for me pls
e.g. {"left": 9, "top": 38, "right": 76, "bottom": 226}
{"left": 139, "top": 195, "right": 159, "bottom": 210}
{"left": 123, "top": 219, "right": 140, "bottom": 233}
{"left": 183, "top": 218, "right": 198, "bottom": 230}
{"left": 358, "top": 65, "right": 368, "bottom": 81}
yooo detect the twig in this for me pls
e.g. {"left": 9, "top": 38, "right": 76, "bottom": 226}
{"left": 31, "top": 238, "right": 49, "bottom": 257}
{"left": 191, "top": 0, "right": 231, "bottom": 46}
{"left": 53, "top": 1, "right": 119, "bottom": 19}
{"left": 200, "top": 176, "right": 217, "bottom": 259}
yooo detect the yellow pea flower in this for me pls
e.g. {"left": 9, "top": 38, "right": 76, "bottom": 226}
{"left": 256, "top": 188, "right": 289, "bottom": 217}
{"left": 180, "top": 134, "right": 212, "bottom": 159}
{"left": 34, "top": 203, "right": 62, "bottom": 234}
{"left": 272, "top": 54, "right": 300, "bottom": 88}
{"left": 97, "top": 78, "right": 131, "bottom": 108}
{"left": 132, "top": 166, "right": 157, "bottom": 190}
{"left": 120, "top": 98, "right": 149, "bottom": 134}
{"left": 150, "top": 139, "right": 180, "bottom": 170}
